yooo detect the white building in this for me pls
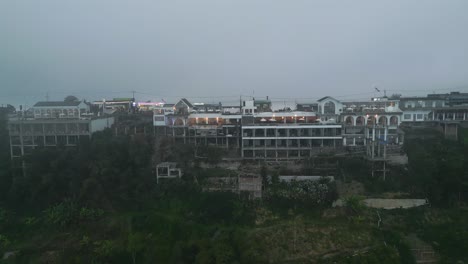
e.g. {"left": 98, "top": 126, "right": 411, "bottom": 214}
{"left": 9, "top": 101, "right": 114, "bottom": 159}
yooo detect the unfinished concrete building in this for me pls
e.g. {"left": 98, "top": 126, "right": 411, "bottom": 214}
{"left": 8, "top": 100, "right": 114, "bottom": 159}
{"left": 340, "top": 98, "right": 404, "bottom": 147}
{"left": 241, "top": 111, "right": 342, "bottom": 160}
{"left": 153, "top": 99, "right": 242, "bottom": 155}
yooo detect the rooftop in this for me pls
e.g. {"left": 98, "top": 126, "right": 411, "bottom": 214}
{"left": 34, "top": 101, "right": 83, "bottom": 107}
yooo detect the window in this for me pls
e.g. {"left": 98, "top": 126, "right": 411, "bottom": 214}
{"left": 404, "top": 114, "right": 411, "bottom": 120}
{"left": 324, "top": 101, "right": 336, "bottom": 114}
{"left": 416, "top": 114, "right": 423, "bottom": 120}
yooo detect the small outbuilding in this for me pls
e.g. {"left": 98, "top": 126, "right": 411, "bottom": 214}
{"left": 156, "top": 162, "right": 182, "bottom": 184}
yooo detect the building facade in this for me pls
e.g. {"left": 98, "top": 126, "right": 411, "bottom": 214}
{"left": 144, "top": 91, "right": 468, "bottom": 160}
{"left": 8, "top": 101, "right": 114, "bottom": 159}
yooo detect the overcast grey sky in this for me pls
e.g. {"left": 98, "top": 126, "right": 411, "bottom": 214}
{"left": 1, "top": 0, "right": 468, "bottom": 107}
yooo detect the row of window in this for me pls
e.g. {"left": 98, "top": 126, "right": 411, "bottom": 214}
{"left": 403, "top": 114, "right": 426, "bottom": 121}
{"left": 404, "top": 100, "right": 444, "bottom": 108}
{"left": 33, "top": 108, "right": 87, "bottom": 118}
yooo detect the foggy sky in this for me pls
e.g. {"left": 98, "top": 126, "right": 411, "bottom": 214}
{"left": 1, "top": 0, "right": 468, "bottom": 107}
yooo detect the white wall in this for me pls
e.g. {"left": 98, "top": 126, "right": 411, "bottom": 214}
{"left": 318, "top": 98, "right": 343, "bottom": 115}
{"left": 401, "top": 110, "right": 430, "bottom": 122}
{"left": 242, "top": 100, "right": 256, "bottom": 115}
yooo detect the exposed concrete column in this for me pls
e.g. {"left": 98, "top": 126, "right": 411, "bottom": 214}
{"left": 371, "top": 127, "right": 376, "bottom": 159}
{"left": 275, "top": 132, "right": 278, "bottom": 162}
{"left": 364, "top": 128, "right": 367, "bottom": 146}
{"left": 19, "top": 123, "right": 24, "bottom": 156}
{"left": 237, "top": 126, "right": 240, "bottom": 148}
{"left": 42, "top": 123, "right": 46, "bottom": 145}
{"left": 241, "top": 135, "right": 244, "bottom": 157}
{"left": 377, "top": 128, "right": 381, "bottom": 157}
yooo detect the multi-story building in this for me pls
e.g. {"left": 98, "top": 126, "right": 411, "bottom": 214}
{"left": 341, "top": 98, "right": 403, "bottom": 147}
{"left": 399, "top": 96, "right": 446, "bottom": 123}
{"left": 399, "top": 92, "right": 468, "bottom": 140}
{"left": 153, "top": 96, "right": 407, "bottom": 160}
{"left": 151, "top": 91, "right": 468, "bottom": 160}
{"left": 241, "top": 110, "right": 342, "bottom": 160}
{"left": 154, "top": 99, "right": 242, "bottom": 154}
{"left": 8, "top": 100, "right": 114, "bottom": 159}
{"left": 92, "top": 98, "right": 135, "bottom": 114}
{"left": 154, "top": 98, "right": 344, "bottom": 160}
{"left": 399, "top": 92, "right": 468, "bottom": 123}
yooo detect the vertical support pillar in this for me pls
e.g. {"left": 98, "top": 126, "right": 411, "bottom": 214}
{"left": 371, "top": 127, "right": 375, "bottom": 159}
{"left": 19, "top": 123, "right": 24, "bottom": 156}
{"left": 276, "top": 131, "right": 279, "bottom": 162}
{"left": 42, "top": 123, "right": 46, "bottom": 146}
{"left": 383, "top": 161, "right": 386, "bottom": 181}
{"left": 377, "top": 129, "right": 381, "bottom": 157}
{"left": 237, "top": 126, "right": 240, "bottom": 148}
{"left": 241, "top": 134, "right": 244, "bottom": 158}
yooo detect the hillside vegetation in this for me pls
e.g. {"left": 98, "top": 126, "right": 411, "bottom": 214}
{"left": 1, "top": 111, "right": 468, "bottom": 263}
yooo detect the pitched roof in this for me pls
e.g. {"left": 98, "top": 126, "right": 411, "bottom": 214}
{"left": 180, "top": 98, "right": 194, "bottom": 108}
{"left": 33, "top": 101, "right": 82, "bottom": 107}
{"left": 317, "top": 96, "right": 339, "bottom": 102}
